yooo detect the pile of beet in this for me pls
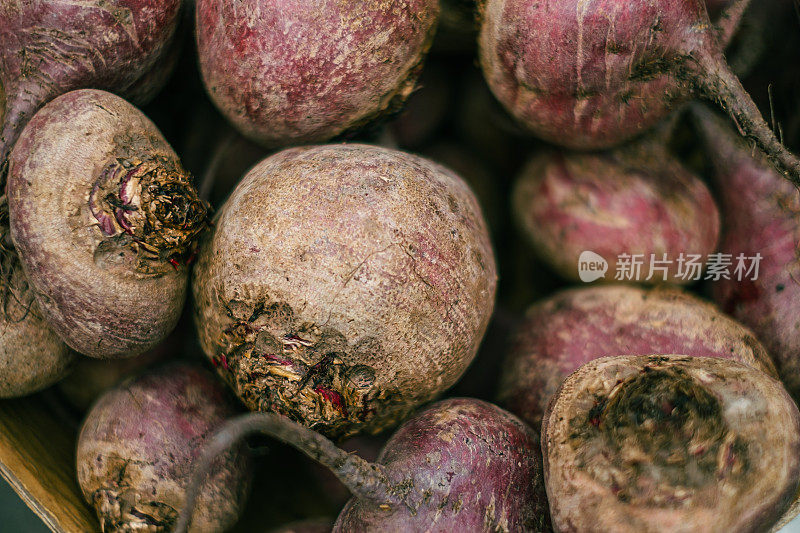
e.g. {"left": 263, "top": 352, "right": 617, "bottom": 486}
{"left": 1, "top": 0, "right": 800, "bottom": 531}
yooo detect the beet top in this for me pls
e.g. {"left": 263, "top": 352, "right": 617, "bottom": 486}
{"left": 192, "top": 144, "right": 497, "bottom": 439}
{"left": 176, "top": 398, "right": 550, "bottom": 533}
{"left": 542, "top": 355, "right": 800, "bottom": 533}
{"left": 8, "top": 89, "right": 207, "bottom": 359}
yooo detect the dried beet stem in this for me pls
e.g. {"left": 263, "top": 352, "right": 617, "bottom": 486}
{"left": 174, "top": 413, "right": 397, "bottom": 533}
{"left": 691, "top": 48, "right": 800, "bottom": 187}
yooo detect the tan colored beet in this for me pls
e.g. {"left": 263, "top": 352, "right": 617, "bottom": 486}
{"left": 500, "top": 285, "right": 776, "bottom": 429}
{"left": 192, "top": 144, "right": 497, "bottom": 438}
{"left": 512, "top": 145, "right": 720, "bottom": 285}
{"left": 8, "top": 90, "right": 207, "bottom": 359}
{"left": 542, "top": 355, "right": 800, "bottom": 533}
{"left": 0, "top": 214, "right": 73, "bottom": 398}
{"left": 196, "top": 0, "right": 439, "bottom": 148}
{"left": 77, "top": 363, "right": 250, "bottom": 532}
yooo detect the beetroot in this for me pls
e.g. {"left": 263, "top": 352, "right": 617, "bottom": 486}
{"left": 512, "top": 142, "right": 720, "bottom": 284}
{"left": 77, "top": 362, "right": 250, "bottom": 532}
{"left": 500, "top": 285, "right": 777, "bottom": 429}
{"left": 0, "top": 0, "right": 182, "bottom": 166}
{"left": 177, "top": 398, "right": 550, "bottom": 532}
{"left": 692, "top": 105, "right": 800, "bottom": 403}
{"left": 195, "top": 0, "right": 439, "bottom": 148}
{"left": 542, "top": 355, "right": 800, "bottom": 532}
{"left": 192, "top": 144, "right": 496, "bottom": 439}
{"left": 0, "top": 211, "right": 73, "bottom": 397}
{"left": 477, "top": 0, "right": 800, "bottom": 186}
{"left": 7, "top": 90, "right": 207, "bottom": 358}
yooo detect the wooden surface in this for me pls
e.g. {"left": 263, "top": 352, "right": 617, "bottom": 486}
{"left": 0, "top": 395, "right": 98, "bottom": 533}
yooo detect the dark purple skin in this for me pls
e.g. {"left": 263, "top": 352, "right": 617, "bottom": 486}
{"left": 0, "top": 0, "right": 182, "bottom": 166}
{"left": 195, "top": 0, "right": 439, "bottom": 148}
{"left": 477, "top": 0, "right": 800, "bottom": 186}
{"left": 176, "top": 398, "right": 551, "bottom": 533}
{"left": 77, "top": 362, "right": 251, "bottom": 532}
{"left": 693, "top": 105, "right": 800, "bottom": 404}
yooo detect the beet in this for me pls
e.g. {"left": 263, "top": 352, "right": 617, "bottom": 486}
{"left": 195, "top": 0, "right": 439, "bottom": 148}
{"left": 542, "top": 355, "right": 800, "bottom": 532}
{"left": 500, "top": 285, "right": 777, "bottom": 429}
{"left": 7, "top": 90, "right": 208, "bottom": 358}
{"left": 692, "top": 105, "right": 800, "bottom": 403}
{"left": 0, "top": 210, "right": 73, "bottom": 397}
{"left": 192, "top": 144, "right": 497, "bottom": 439}
{"left": 512, "top": 142, "right": 720, "bottom": 284}
{"left": 0, "top": 0, "right": 182, "bottom": 166}
{"left": 477, "top": 0, "right": 800, "bottom": 186}
{"left": 76, "top": 362, "right": 250, "bottom": 532}
{"left": 176, "top": 398, "right": 550, "bottom": 532}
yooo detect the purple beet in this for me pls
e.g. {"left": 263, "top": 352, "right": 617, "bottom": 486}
{"left": 176, "top": 398, "right": 551, "bottom": 532}
{"left": 512, "top": 142, "right": 720, "bottom": 284}
{"left": 0, "top": 0, "right": 183, "bottom": 166}
{"left": 77, "top": 362, "right": 251, "bottom": 532}
{"left": 692, "top": 105, "right": 800, "bottom": 403}
{"left": 195, "top": 0, "right": 439, "bottom": 148}
{"left": 477, "top": 0, "right": 800, "bottom": 187}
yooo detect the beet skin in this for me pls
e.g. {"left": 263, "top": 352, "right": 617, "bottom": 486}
{"left": 693, "top": 106, "right": 800, "bottom": 404}
{"left": 77, "top": 363, "right": 250, "bottom": 532}
{"left": 500, "top": 285, "right": 776, "bottom": 429}
{"left": 512, "top": 143, "right": 719, "bottom": 284}
{"left": 192, "top": 144, "right": 497, "bottom": 439}
{"left": 0, "top": 0, "right": 182, "bottom": 165}
{"left": 196, "top": 0, "right": 439, "bottom": 148}
{"left": 542, "top": 355, "right": 800, "bottom": 532}
{"left": 8, "top": 90, "right": 208, "bottom": 359}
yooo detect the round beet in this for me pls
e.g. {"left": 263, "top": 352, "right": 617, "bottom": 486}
{"left": 692, "top": 105, "right": 800, "bottom": 403}
{"left": 192, "top": 144, "right": 497, "bottom": 438}
{"left": 0, "top": 0, "right": 182, "bottom": 166}
{"left": 477, "top": 0, "right": 800, "bottom": 186}
{"left": 176, "top": 398, "right": 550, "bottom": 533}
{"left": 7, "top": 89, "right": 208, "bottom": 358}
{"left": 77, "top": 362, "right": 250, "bottom": 532}
{"left": 500, "top": 285, "right": 777, "bottom": 429}
{"left": 542, "top": 355, "right": 800, "bottom": 532}
{"left": 195, "top": 0, "right": 439, "bottom": 148}
{"left": 512, "top": 144, "right": 720, "bottom": 284}
{"left": 0, "top": 212, "right": 73, "bottom": 397}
